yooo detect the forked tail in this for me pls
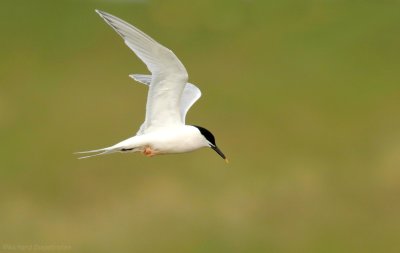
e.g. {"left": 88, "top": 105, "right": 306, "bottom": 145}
{"left": 74, "top": 147, "right": 117, "bottom": 159}
{"left": 76, "top": 136, "right": 142, "bottom": 159}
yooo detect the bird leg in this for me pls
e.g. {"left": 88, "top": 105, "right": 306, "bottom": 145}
{"left": 143, "top": 146, "right": 155, "bottom": 157}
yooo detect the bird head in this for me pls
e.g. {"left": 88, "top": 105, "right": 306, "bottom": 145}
{"left": 192, "top": 125, "right": 228, "bottom": 163}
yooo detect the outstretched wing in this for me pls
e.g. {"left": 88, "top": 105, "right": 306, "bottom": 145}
{"left": 180, "top": 83, "right": 202, "bottom": 122}
{"left": 96, "top": 10, "right": 188, "bottom": 132}
{"left": 130, "top": 74, "right": 201, "bottom": 128}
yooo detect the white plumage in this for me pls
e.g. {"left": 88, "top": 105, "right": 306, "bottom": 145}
{"left": 76, "top": 10, "right": 227, "bottom": 162}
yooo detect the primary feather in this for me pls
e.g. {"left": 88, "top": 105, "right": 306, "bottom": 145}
{"left": 96, "top": 10, "right": 189, "bottom": 133}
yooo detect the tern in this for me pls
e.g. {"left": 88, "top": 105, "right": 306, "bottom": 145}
{"left": 76, "top": 10, "right": 227, "bottom": 162}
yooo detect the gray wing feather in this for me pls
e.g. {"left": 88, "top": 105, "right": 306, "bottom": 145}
{"left": 96, "top": 10, "right": 188, "bottom": 132}
{"left": 130, "top": 74, "right": 201, "bottom": 127}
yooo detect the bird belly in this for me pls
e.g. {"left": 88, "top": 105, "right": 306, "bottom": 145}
{"left": 146, "top": 128, "right": 204, "bottom": 154}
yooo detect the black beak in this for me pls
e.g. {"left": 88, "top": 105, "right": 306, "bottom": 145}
{"left": 211, "top": 145, "right": 228, "bottom": 163}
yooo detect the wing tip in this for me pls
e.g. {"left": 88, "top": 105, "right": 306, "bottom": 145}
{"left": 95, "top": 9, "right": 110, "bottom": 23}
{"left": 95, "top": 9, "right": 115, "bottom": 24}
{"left": 95, "top": 9, "right": 105, "bottom": 16}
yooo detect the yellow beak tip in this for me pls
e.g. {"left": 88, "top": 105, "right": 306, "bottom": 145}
{"left": 224, "top": 158, "right": 229, "bottom": 164}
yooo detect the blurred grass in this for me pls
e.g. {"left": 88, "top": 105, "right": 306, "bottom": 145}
{"left": 1, "top": 0, "right": 400, "bottom": 252}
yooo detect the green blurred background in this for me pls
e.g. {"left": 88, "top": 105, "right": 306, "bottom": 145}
{"left": 1, "top": 0, "right": 400, "bottom": 252}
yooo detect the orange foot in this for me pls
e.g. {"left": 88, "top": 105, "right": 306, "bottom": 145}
{"left": 143, "top": 146, "right": 155, "bottom": 157}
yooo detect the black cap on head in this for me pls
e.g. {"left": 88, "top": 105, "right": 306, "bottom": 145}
{"left": 192, "top": 125, "right": 227, "bottom": 162}
{"left": 193, "top": 126, "right": 216, "bottom": 146}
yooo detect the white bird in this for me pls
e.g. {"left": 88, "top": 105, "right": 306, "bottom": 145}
{"left": 76, "top": 10, "right": 227, "bottom": 162}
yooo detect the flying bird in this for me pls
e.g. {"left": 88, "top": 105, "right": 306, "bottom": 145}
{"left": 76, "top": 10, "right": 227, "bottom": 162}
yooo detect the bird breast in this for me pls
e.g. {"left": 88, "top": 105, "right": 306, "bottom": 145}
{"left": 146, "top": 125, "right": 207, "bottom": 154}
